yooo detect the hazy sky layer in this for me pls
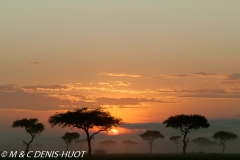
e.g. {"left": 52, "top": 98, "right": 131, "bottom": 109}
{"left": 0, "top": 1, "right": 240, "bottom": 152}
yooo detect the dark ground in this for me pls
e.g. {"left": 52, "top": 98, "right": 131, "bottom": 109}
{"left": 1, "top": 153, "right": 240, "bottom": 160}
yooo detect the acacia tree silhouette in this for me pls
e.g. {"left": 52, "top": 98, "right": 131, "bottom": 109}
{"left": 169, "top": 136, "right": 181, "bottom": 153}
{"left": 99, "top": 140, "right": 117, "bottom": 152}
{"left": 12, "top": 118, "right": 44, "bottom": 153}
{"left": 48, "top": 107, "right": 123, "bottom": 156}
{"left": 192, "top": 137, "right": 216, "bottom": 152}
{"left": 163, "top": 114, "right": 209, "bottom": 155}
{"left": 213, "top": 131, "right": 238, "bottom": 153}
{"left": 62, "top": 132, "right": 80, "bottom": 151}
{"left": 139, "top": 130, "right": 164, "bottom": 154}
{"left": 122, "top": 140, "right": 138, "bottom": 152}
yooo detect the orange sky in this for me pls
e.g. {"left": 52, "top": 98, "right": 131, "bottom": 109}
{"left": 0, "top": 1, "right": 240, "bottom": 144}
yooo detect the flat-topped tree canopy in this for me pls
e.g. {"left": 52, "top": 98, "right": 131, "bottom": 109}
{"left": 62, "top": 132, "right": 80, "bottom": 144}
{"left": 170, "top": 136, "right": 181, "bottom": 141}
{"left": 48, "top": 107, "right": 122, "bottom": 131}
{"left": 163, "top": 114, "right": 210, "bottom": 131}
{"left": 213, "top": 130, "right": 238, "bottom": 153}
{"left": 48, "top": 107, "right": 123, "bottom": 156}
{"left": 213, "top": 131, "right": 238, "bottom": 141}
{"left": 12, "top": 118, "right": 44, "bottom": 153}
{"left": 163, "top": 114, "right": 209, "bottom": 155}
{"left": 12, "top": 118, "right": 44, "bottom": 138}
{"left": 62, "top": 132, "right": 80, "bottom": 151}
{"left": 139, "top": 130, "right": 164, "bottom": 153}
{"left": 192, "top": 137, "right": 211, "bottom": 145}
{"left": 139, "top": 130, "right": 164, "bottom": 140}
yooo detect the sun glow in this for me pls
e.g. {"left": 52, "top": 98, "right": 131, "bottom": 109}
{"left": 108, "top": 129, "right": 119, "bottom": 135}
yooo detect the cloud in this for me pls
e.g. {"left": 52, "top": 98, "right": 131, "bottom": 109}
{"left": 2, "top": 83, "right": 239, "bottom": 112}
{"left": 6, "top": 84, "right": 154, "bottom": 95}
{"left": 99, "top": 81, "right": 132, "bottom": 87}
{"left": 153, "top": 72, "right": 217, "bottom": 79}
{"left": 159, "top": 88, "right": 227, "bottom": 94}
{"left": 48, "top": 94, "right": 89, "bottom": 102}
{"left": 122, "top": 122, "right": 162, "bottom": 130}
{"left": 153, "top": 72, "right": 240, "bottom": 85}
{"left": 21, "top": 84, "right": 70, "bottom": 91}
{"left": 0, "top": 85, "right": 167, "bottom": 110}
{"left": 192, "top": 72, "right": 217, "bottom": 76}
{"left": 179, "top": 94, "right": 240, "bottom": 99}
{"left": 0, "top": 89, "right": 63, "bottom": 110}
{"left": 100, "top": 72, "right": 141, "bottom": 78}
{"left": 158, "top": 87, "right": 240, "bottom": 99}
{"left": 19, "top": 84, "right": 157, "bottom": 96}
{"left": 95, "top": 97, "right": 168, "bottom": 106}
{"left": 116, "top": 106, "right": 144, "bottom": 109}
{"left": 15, "top": 84, "right": 82, "bottom": 92}
{"left": 78, "top": 86, "right": 156, "bottom": 94}
{"left": 0, "top": 84, "right": 17, "bottom": 92}
{"left": 0, "top": 88, "right": 98, "bottom": 110}
{"left": 206, "top": 119, "right": 240, "bottom": 137}
{"left": 113, "top": 81, "right": 132, "bottom": 87}
{"left": 28, "top": 61, "right": 42, "bottom": 64}
{"left": 222, "top": 74, "right": 240, "bottom": 84}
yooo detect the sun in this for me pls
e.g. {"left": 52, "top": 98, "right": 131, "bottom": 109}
{"left": 108, "top": 129, "right": 119, "bottom": 135}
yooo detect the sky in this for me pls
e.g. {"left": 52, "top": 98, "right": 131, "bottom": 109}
{"left": 0, "top": 0, "right": 240, "bottom": 153}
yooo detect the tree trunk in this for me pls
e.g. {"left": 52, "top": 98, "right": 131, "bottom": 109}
{"left": 85, "top": 130, "right": 92, "bottom": 156}
{"left": 24, "top": 133, "right": 34, "bottom": 154}
{"left": 125, "top": 144, "right": 129, "bottom": 153}
{"left": 222, "top": 143, "right": 225, "bottom": 154}
{"left": 87, "top": 139, "right": 91, "bottom": 156}
{"left": 182, "top": 130, "right": 189, "bottom": 156}
{"left": 26, "top": 143, "right": 30, "bottom": 153}
{"left": 150, "top": 143, "right": 153, "bottom": 154}
{"left": 183, "top": 143, "right": 187, "bottom": 155}
{"left": 66, "top": 144, "right": 69, "bottom": 151}
{"left": 174, "top": 141, "right": 178, "bottom": 153}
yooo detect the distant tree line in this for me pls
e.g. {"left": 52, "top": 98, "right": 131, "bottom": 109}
{"left": 137, "top": 114, "right": 238, "bottom": 155}
{"left": 12, "top": 108, "right": 238, "bottom": 156}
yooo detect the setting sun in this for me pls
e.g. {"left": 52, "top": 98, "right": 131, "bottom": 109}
{"left": 108, "top": 129, "right": 119, "bottom": 135}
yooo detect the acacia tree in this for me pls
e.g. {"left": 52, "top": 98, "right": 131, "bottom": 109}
{"left": 213, "top": 131, "right": 238, "bottom": 153}
{"left": 99, "top": 140, "right": 117, "bottom": 152}
{"left": 139, "top": 130, "right": 164, "bottom": 153}
{"left": 192, "top": 137, "right": 213, "bottom": 152}
{"left": 12, "top": 118, "right": 44, "bottom": 153}
{"left": 169, "top": 136, "right": 181, "bottom": 153}
{"left": 122, "top": 140, "right": 138, "bottom": 152}
{"left": 62, "top": 132, "right": 80, "bottom": 151}
{"left": 163, "top": 114, "right": 209, "bottom": 155}
{"left": 48, "top": 107, "right": 123, "bottom": 156}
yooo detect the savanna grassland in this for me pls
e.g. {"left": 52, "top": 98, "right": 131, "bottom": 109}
{"left": 1, "top": 153, "right": 240, "bottom": 160}
{"left": 84, "top": 153, "right": 240, "bottom": 160}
